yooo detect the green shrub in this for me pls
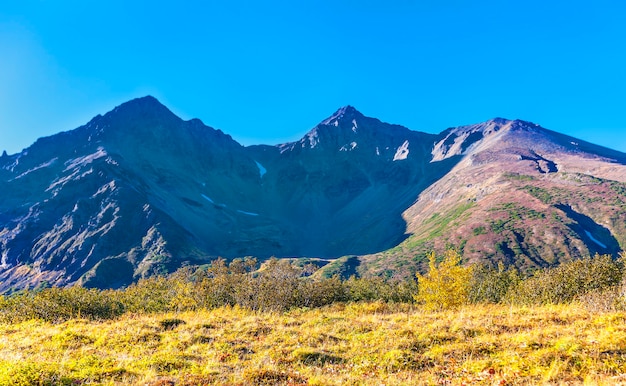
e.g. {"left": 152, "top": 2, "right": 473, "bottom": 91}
{"left": 0, "top": 361, "right": 71, "bottom": 386}
{"left": 297, "top": 275, "right": 347, "bottom": 308}
{"left": 505, "top": 254, "right": 623, "bottom": 305}
{"left": 119, "top": 276, "right": 178, "bottom": 314}
{"left": 253, "top": 258, "right": 302, "bottom": 311}
{"left": 0, "top": 287, "right": 124, "bottom": 323}
{"left": 469, "top": 262, "right": 520, "bottom": 304}
{"left": 344, "top": 276, "right": 416, "bottom": 303}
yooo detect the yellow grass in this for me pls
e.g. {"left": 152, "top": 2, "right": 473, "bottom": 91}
{"left": 0, "top": 303, "right": 625, "bottom": 385}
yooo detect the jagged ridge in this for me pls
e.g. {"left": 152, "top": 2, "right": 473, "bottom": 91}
{"left": 1, "top": 97, "right": 625, "bottom": 290}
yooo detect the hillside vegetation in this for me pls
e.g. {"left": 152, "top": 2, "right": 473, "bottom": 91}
{"left": 1, "top": 252, "right": 626, "bottom": 385}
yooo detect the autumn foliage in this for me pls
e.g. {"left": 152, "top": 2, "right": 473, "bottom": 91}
{"left": 415, "top": 249, "right": 473, "bottom": 310}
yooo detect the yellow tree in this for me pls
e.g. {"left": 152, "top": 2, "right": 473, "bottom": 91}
{"left": 415, "top": 249, "right": 473, "bottom": 310}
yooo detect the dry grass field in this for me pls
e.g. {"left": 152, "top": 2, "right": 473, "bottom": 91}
{"left": 1, "top": 302, "right": 625, "bottom": 385}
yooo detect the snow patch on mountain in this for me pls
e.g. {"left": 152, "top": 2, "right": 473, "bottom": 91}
{"left": 393, "top": 140, "right": 410, "bottom": 161}
{"left": 304, "top": 129, "right": 320, "bottom": 148}
{"left": 201, "top": 194, "right": 227, "bottom": 208}
{"left": 13, "top": 158, "right": 58, "bottom": 180}
{"left": 352, "top": 119, "right": 358, "bottom": 132}
{"left": 201, "top": 194, "right": 214, "bottom": 204}
{"left": 0, "top": 251, "right": 9, "bottom": 269}
{"left": 92, "top": 181, "right": 117, "bottom": 198}
{"left": 321, "top": 111, "right": 342, "bottom": 126}
{"left": 64, "top": 147, "right": 107, "bottom": 172}
{"left": 255, "top": 161, "right": 267, "bottom": 178}
{"left": 237, "top": 210, "right": 259, "bottom": 216}
{"left": 3, "top": 152, "right": 25, "bottom": 172}
{"left": 46, "top": 168, "right": 94, "bottom": 197}
{"left": 585, "top": 230, "right": 607, "bottom": 249}
{"left": 340, "top": 142, "right": 358, "bottom": 152}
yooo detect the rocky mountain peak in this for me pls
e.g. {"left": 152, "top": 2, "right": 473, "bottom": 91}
{"left": 431, "top": 117, "right": 538, "bottom": 161}
{"left": 113, "top": 95, "right": 168, "bottom": 111}
{"left": 320, "top": 105, "right": 364, "bottom": 126}
{"left": 284, "top": 106, "right": 416, "bottom": 154}
{"left": 103, "top": 95, "right": 179, "bottom": 124}
{"left": 76, "top": 96, "right": 244, "bottom": 158}
{"left": 489, "top": 117, "right": 510, "bottom": 125}
{"left": 486, "top": 118, "right": 544, "bottom": 132}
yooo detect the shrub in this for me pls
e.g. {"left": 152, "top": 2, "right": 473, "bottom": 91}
{"left": 0, "top": 361, "right": 69, "bottom": 386}
{"left": 344, "top": 276, "right": 416, "bottom": 303}
{"left": 505, "top": 254, "right": 623, "bottom": 305}
{"left": 576, "top": 285, "right": 626, "bottom": 312}
{"left": 415, "top": 250, "right": 473, "bottom": 310}
{"left": 159, "top": 318, "right": 186, "bottom": 330}
{"left": 468, "top": 262, "right": 520, "bottom": 304}
{"left": 0, "top": 287, "right": 124, "bottom": 323}
{"left": 297, "top": 275, "right": 347, "bottom": 308}
{"left": 253, "top": 258, "right": 302, "bottom": 311}
{"left": 119, "top": 276, "right": 178, "bottom": 314}
{"left": 2, "top": 251, "right": 623, "bottom": 324}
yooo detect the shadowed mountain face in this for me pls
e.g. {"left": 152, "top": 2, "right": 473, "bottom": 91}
{"left": 1, "top": 97, "right": 625, "bottom": 289}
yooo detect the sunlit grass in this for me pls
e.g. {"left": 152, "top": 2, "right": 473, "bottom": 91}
{"left": 0, "top": 302, "right": 625, "bottom": 385}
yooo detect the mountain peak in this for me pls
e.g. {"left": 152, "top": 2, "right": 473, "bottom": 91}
{"left": 107, "top": 95, "right": 176, "bottom": 120}
{"left": 125, "top": 95, "right": 162, "bottom": 106}
{"left": 134, "top": 95, "right": 160, "bottom": 103}
{"left": 320, "top": 105, "right": 364, "bottom": 126}
{"left": 488, "top": 117, "right": 512, "bottom": 125}
{"left": 336, "top": 105, "right": 360, "bottom": 115}
{"left": 485, "top": 117, "right": 543, "bottom": 131}
{"left": 279, "top": 105, "right": 416, "bottom": 154}
{"left": 118, "top": 95, "right": 164, "bottom": 108}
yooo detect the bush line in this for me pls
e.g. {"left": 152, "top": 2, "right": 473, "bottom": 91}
{"left": 1, "top": 252, "right": 625, "bottom": 323}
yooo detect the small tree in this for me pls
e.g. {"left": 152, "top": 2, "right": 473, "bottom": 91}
{"left": 415, "top": 250, "right": 473, "bottom": 310}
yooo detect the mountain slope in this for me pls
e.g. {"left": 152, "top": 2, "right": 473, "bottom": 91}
{"left": 248, "top": 105, "right": 453, "bottom": 256}
{"left": 0, "top": 97, "right": 242, "bottom": 289}
{"left": 1, "top": 98, "right": 625, "bottom": 289}
{"left": 354, "top": 119, "right": 626, "bottom": 277}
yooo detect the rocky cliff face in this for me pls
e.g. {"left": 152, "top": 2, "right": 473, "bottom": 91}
{"left": 1, "top": 97, "right": 625, "bottom": 289}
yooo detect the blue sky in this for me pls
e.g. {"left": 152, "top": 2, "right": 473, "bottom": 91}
{"left": 1, "top": 0, "right": 625, "bottom": 154}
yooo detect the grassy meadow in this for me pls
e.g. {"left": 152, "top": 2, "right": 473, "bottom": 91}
{"left": 1, "top": 253, "right": 626, "bottom": 385}
{"left": 1, "top": 303, "right": 626, "bottom": 385}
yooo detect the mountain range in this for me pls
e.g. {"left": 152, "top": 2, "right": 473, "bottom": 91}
{"left": 1, "top": 96, "right": 625, "bottom": 290}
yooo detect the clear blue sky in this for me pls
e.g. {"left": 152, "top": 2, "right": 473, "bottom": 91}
{"left": 1, "top": 0, "right": 625, "bottom": 154}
